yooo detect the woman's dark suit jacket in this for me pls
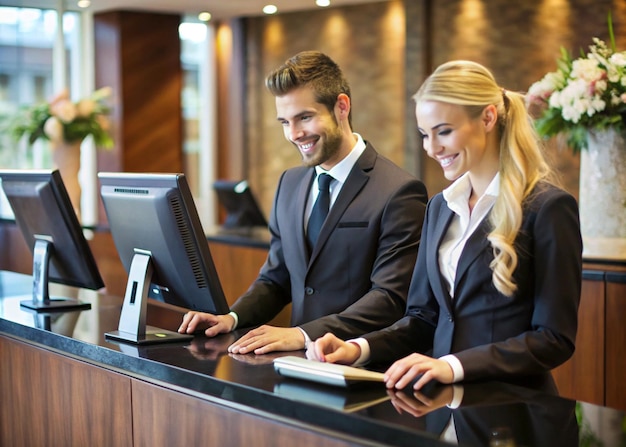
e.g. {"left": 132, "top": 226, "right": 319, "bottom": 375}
{"left": 231, "top": 143, "right": 428, "bottom": 340}
{"left": 364, "top": 182, "right": 582, "bottom": 387}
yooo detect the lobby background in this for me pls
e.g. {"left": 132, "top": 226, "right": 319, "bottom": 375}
{"left": 232, "top": 0, "right": 626, "bottom": 216}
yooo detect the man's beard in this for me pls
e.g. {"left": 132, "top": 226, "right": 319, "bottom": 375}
{"left": 299, "top": 124, "right": 343, "bottom": 168}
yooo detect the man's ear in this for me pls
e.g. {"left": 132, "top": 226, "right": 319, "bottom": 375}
{"left": 482, "top": 104, "right": 498, "bottom": 132}
{"left": 334, "top": 93, "right": 351, "bottom": 121}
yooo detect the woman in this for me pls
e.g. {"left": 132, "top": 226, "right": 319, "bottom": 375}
{"left": 307, "top": 60, "right": 582, "bottom": 393}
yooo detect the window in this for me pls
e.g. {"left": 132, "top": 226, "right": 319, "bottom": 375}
{"left": 0, "top": 5, "right": 218, "bottom": 228}
{"left": 0, "top": 3, "right": 90, "bottom": 220}
{"left": 179, "top": 19, "right": 217, "bottom": 229}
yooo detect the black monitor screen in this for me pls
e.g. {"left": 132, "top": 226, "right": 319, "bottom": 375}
{"left": 99, "top": 172, "right": 229, "bottom": 344}
{"left": 213, "top": 180, "right": 268, "bottom": 228}
{"left": 0, "top": 169, "right": 104, "bottom": 311}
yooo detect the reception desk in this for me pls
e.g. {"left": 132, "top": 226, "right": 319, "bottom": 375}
{"left": 2, "top": 219, "right": 626, "bottom": 409}
{"left": 1, "top": 270, "right": 625, "bottom": 447}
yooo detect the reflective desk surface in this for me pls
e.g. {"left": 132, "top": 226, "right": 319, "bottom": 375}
{"left": 0, "top": 270, "right": 624, "bottom": 447}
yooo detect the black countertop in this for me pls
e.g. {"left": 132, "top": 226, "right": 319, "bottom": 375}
{"left": 0, "top": 270, "right": 624, "bottom": 447}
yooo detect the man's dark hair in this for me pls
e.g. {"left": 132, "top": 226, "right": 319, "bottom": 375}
{"left": 265, "top": 51, "right": 352, "bottom": 125}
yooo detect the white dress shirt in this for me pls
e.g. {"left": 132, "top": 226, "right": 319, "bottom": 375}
{"left": 230, "top": 133, "right": 367, "bottom": 334}
{"left": 305, "top": 133, "right": 367, "bottom": 226}
{"left": 350, "top": 172, "right": 500, "bottom": 381}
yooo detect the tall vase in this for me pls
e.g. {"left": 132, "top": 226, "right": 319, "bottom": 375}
{"left": 51, "top": 139, "right": 82, "bottom": 221}
{"left": 579, "top": 128, "right": 626, "bottom": 259}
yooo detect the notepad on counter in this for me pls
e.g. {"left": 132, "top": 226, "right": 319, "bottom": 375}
{"left": 273, "top": 355, "right": 386, "bottom": 387}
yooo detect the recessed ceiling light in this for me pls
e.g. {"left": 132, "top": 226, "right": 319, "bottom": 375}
{"left": 198, "top": 12, "right": 212, "bottom": 22}
{"left": 77, "top": 0, "right": 91, "bottom": 7}
{"left": 316, "top": 0, "right": 331, "bottom": 6}
{"left": 263, "top": 4, "right": 278, "bottom": 14}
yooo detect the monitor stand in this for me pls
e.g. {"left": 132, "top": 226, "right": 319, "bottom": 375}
{"left": 105, "top": 249, "right": 193, "bottom": 345}
{"left": 20, "top": 238, "right": 92, "bottom": 312}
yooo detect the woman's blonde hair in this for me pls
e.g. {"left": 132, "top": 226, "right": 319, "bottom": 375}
{"left": 413, "top": 60, "right": 553, "bottom": 296}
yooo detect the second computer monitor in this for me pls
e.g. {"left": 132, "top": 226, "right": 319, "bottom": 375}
{"left": 99, "top": 172, "right": 229, "bottom": 344}
{"left": 213, "top": 180, "right": 267, "bottom": 229}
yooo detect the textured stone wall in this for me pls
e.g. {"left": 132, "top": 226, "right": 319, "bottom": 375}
{"left": 245, "top": 1, "right": 406, "bottom": 213}
{"left": 244, "top": 0, "right": 626, "bottom": 213}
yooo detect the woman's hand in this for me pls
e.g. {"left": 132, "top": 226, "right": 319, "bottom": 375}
{"left": 306, "top": 333, "right": 361, "bottom": 365}
{"left": 387, "top": 385, "right": 454, "bottom": 418}
{"left": 384, "top": 353, "right": 454, "bottom": 389}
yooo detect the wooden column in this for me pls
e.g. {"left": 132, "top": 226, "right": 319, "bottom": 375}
{"left": 94, "top": 10, "right": 183, "bottom": 223}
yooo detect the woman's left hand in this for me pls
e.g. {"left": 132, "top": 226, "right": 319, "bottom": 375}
{"left": 384, "top": 353, "right": 454, "bottom": 390}
{"left": 387, "top": 385, "right": 454, "bottom": 418}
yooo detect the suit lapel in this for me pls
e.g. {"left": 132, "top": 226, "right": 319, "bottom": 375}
{"left": 430, "top": 202, "right": 455, "bottom": 315}
{"left": 308, "top": 144, "right": 375, "bottom": 264}
{"left": 299, "top": 169, "right": 316, "bottom": 261}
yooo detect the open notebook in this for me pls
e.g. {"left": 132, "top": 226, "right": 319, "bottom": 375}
{"left": 273, "top": 356, "right": 385, "bottom": 387}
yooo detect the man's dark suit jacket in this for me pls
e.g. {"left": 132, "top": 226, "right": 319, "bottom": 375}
{"left": 230, "top": 142, "right": 428, "bottom": 340}
{"left": 364, "top": 182, "right": 583, "bottom": 386}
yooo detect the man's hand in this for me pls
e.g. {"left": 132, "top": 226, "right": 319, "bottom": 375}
{"left": 228, "top": 326, "right": 306, "bottom": 354}
{"left": 228, "top": 351, "right": 287, "bottom": 365}
{"left": 178, "top": 311, "right": 236, "bottom": 337}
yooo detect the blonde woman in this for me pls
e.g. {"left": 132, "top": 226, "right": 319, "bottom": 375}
{"left": 308, "top": 60, "right": 582, "bottom": 394}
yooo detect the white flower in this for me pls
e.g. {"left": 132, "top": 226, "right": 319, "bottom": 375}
{"left": 43, "top": 116, "right": 63, "bottom": 142}
{"left": 552, "top": 77, "right": 607, "bottom": 123}
{"left": 609, "top": 52, "right": 626, "bottom": 67}
{"left": 571, "top": 58, "right": 604, "bottom": 83}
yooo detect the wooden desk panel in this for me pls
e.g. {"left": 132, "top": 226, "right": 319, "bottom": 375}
{"left": 0, "top": 335, "right": 133, "bottom": 447}
{"left": 131, "top": 379, "right": 359, "bottom": 447}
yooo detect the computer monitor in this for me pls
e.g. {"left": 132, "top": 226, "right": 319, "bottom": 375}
{"left": 213, "top": 180, "right": 268, "bottom": 228}
{"left": 98, "top": 172, "right": 229, "bottom": 345}
{"left": 0, "top": 169, "right": 103, "bottom": 312}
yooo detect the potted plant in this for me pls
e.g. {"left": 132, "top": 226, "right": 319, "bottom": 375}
{"left": 5, "top": 87, "right": 114, "bottom": 218}
{"left": 526, "top": 14, "right": 626, "bottom": 258}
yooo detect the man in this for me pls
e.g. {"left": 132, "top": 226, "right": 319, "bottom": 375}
{"left": 179, "top": 50, "right": 427, "bottom": 354}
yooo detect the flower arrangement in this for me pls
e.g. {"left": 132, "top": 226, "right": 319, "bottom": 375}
{"left": 8, "top": 87, "right": 113, "bottom": 148}
{"left": 526, "top": 16, "right": 626, "bottom": 153}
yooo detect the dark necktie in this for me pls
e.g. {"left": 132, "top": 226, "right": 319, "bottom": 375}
{"left": 306, "top": 173, "right": 333, "bottom": 251}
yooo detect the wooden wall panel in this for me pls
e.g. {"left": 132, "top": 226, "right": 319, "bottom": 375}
{"left": 208, "top": 240, "right": 290, "bottom": 327}
{"left": 94, "top": 10, "right": 183, "bottom": 224}
{"left": 0, "top": 335, "right": 133, "bottom": 447}
{"left": 605, "top": 277, "right": 626, "bottom": 410}
{"left": 0, "top": 225, "right": 31, "bottom": 275}
{"left": 552, "top": 276, "right": 605, "bottom": 405}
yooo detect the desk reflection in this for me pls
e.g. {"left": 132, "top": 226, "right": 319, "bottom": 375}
{"left": 274, "top": 379, "right": 391, "bottom": 413}
{"left": 388, "top": 382, "right": 579, "bottom": 446}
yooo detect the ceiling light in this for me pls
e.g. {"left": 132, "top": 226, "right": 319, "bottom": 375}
{"left": 77, "top": 0, "right": 90, "bottom": 7}
{"left": 263, "top": 4, "right": 278, "bottom": 14}
{"left": 198, "top": 12, "right": 212, "bottom": 22}
{"left": 316, "top": 0, "right": 331, "bottom": 6}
